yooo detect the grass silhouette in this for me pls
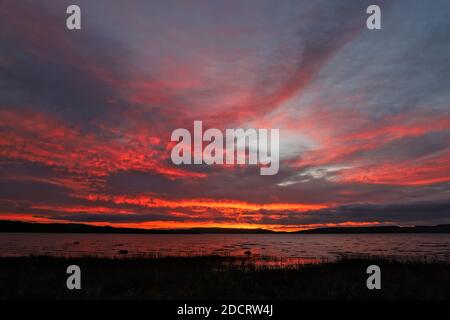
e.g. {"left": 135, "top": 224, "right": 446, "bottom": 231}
{"left": 0, "top": 255, "right": 449, "bottom": 299}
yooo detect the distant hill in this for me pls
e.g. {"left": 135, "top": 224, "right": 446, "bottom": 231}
{"left": 0, "top": 220, "right": 276, "bottom": 234}
{"left": 1, "top": 220, "right": 450, "bottom": 234}
{"left": 296, "top": 224, "right": 450, "bottom": 234}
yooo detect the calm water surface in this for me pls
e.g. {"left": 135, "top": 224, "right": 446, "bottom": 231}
{"left": 1, "top": 233, "right": 450, "bottom": 263}
{"left": 0, "top": 233, "right": 450, "bottom": 261}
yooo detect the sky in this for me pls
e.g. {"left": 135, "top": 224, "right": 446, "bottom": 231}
{"left": 0, "top": 0, "right": 449, "bottom": 231}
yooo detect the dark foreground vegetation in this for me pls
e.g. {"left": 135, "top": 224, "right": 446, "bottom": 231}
{"left": 0, "top": 255, "right": 449, "bottom": 300}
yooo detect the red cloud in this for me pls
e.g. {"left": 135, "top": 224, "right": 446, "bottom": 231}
{"left": 0, "top": 108, "right": 205, "bottom": 188}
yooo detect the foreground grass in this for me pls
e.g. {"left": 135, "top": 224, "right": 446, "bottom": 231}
{"left": 0, "top": 255, "right": 449, "bottom": 299}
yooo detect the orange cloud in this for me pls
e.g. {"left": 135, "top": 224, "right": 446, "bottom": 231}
{"left": 81, "top": 193, "right": 328, "bottom": 213}
{"left": 0, "top": 108, "right": 205, "bottom": 185}
{"left": 338, "top": 150, "right": 450, "bottom": 186}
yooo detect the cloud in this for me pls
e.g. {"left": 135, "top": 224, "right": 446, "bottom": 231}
{"left": 259, "top": 201, "right": 450, "bottom": 227}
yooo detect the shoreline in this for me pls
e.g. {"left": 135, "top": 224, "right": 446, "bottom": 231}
{"left": 2, "top": 220, "right": 450, "bottom": 234}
